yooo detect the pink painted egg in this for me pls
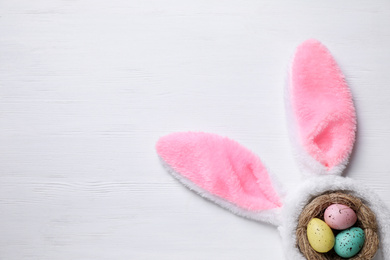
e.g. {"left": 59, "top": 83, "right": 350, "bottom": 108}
{"left": 324, "top": 204, "right": 357, "bottom": 230}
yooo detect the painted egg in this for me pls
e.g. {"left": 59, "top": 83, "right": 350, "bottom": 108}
{"left": 334, "top": 227, "right": 365, "bottom": 258}
{"left": 307, "top": 218, "right": 335, "bottom": 253}
{"left": 324, "top": 204, "right": 357, "bottom": 230}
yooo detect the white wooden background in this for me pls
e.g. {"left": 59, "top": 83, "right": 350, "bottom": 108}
{"left": 1, "top": 0, "right": 390, "bottom": 259}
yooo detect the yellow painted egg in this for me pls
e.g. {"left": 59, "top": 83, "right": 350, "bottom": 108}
{"left": 307, "top": 218, "right": 335, "bottom": 253}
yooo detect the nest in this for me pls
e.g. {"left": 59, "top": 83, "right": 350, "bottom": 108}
{"left": 296, "top": 192, "right": 379, "bottom": 259}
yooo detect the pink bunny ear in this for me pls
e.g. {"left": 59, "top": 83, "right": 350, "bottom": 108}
{"left": 288, "top": 39, "right": 357, "bottom": 175}
{"left": 156, "top": 132, "right": 283, "bottom": 225}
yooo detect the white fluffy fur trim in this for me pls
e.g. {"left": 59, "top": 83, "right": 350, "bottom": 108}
{"left": 160, "top": 156, "right": 284, "bottom": 226}
{"left": 279, "top": 175, "right": 390, "bottom": 259}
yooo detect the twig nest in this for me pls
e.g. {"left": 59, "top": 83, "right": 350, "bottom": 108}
{"left": 296, "top": 192, "right": 379, "bottom": 259}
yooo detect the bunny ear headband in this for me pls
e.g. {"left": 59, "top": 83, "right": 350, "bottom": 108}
{"left": 156, "top": 39, "right": 390, "bottom": 259}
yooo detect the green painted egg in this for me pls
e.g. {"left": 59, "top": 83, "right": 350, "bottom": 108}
{"left": 334, "top": 227, "right": 365, "bottom": 258}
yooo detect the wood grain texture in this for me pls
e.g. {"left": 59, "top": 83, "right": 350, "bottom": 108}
{"left": 0, "top": 0, "right": 389, "bottom": 259}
